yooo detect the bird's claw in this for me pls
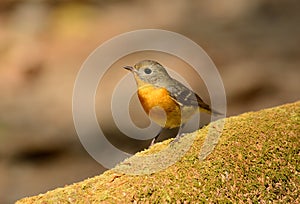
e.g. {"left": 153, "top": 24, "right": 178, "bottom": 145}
{"left": 170, "top": 133, "right": 185, "bottom": 146}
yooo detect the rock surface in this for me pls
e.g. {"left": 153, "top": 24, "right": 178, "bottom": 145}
{"left": 17, "top": 101, "right": 300, "bottom": 203}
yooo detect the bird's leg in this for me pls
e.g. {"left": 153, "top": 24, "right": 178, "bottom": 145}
{"left": 149, "top": 127, "right": 163, "bottom": 147}
{"left": 172, "top": 124, "right": 186, "bottom": 143}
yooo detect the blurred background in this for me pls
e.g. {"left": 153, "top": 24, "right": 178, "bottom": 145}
{"left": 0, "top": 0, "right": 299, "bottom": 203}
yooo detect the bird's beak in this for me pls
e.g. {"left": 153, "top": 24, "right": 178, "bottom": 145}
{"left": 123, "top": 65, "right": 134, "bottom": 72}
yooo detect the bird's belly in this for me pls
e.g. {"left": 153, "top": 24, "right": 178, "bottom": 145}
{"left": 137, "top": 85, "right": 197, "bottom": 129}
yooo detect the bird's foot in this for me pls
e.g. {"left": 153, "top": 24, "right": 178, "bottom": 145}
{"left": 149, "top": 138, "right": 156, "bottom": 148}
{"left": 170, "top": 133, "right": 186, "bottom": 146}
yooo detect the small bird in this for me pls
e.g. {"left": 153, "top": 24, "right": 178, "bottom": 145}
{"left": 124, "top": 60, "right": 218, "bottom": 145}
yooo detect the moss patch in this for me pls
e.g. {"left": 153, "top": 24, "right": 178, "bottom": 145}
{"left": 17, "top": 101, "right": 300, "bottom": 203}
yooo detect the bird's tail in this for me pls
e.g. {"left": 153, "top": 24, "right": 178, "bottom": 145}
{"left": 199, "top": 104, "right": 223, "bottom": 116}
{"left": 196, "top": 95, "right": 224, "bottom": 116}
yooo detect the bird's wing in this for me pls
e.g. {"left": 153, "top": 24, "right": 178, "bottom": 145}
{"left": 163, "top": 80, "right": 212, "bottom": 113}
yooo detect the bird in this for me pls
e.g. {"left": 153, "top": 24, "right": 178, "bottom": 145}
{"left": 123, "top": 60, "right": 218, "bottom": 146}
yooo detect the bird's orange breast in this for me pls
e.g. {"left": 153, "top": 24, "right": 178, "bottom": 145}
{"left": 137, "top": 84, "right": 183, "bottom": 129}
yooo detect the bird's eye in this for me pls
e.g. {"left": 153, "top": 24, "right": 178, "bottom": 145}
{"left": 144, "top": 68, "right": 152, "bottom": 74}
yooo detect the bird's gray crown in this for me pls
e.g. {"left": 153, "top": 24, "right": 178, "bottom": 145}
{"left": 133, "top": 60, "right": 172, "bottom": 85}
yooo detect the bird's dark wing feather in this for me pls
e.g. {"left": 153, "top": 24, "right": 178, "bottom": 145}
{"left": 164, "top": 80, "right": 212, "bottom": 113}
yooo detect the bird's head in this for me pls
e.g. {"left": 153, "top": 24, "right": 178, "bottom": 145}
{"left": 123, "top": 60, "right": 171, "bottom": 86}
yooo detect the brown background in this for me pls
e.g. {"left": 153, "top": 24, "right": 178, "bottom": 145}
{"left": 0, "top": 0, "right": 299, "bottom": 203}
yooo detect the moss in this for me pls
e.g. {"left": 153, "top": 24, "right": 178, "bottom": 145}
{"left": 17, "top": 101, "right": 300, "bottom": 203}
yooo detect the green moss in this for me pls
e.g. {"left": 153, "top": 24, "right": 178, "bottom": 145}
{"left": 17, "top": 101, "right": 300, "bottom": 203}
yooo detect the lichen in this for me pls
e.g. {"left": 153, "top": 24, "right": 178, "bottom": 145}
{"left": 17, "top": 101, "right": 300, "bottom": 203}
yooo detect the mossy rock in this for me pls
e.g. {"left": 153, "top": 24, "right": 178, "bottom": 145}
{"left": 17, "top": 101, "right": 300, "bottom": 203}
